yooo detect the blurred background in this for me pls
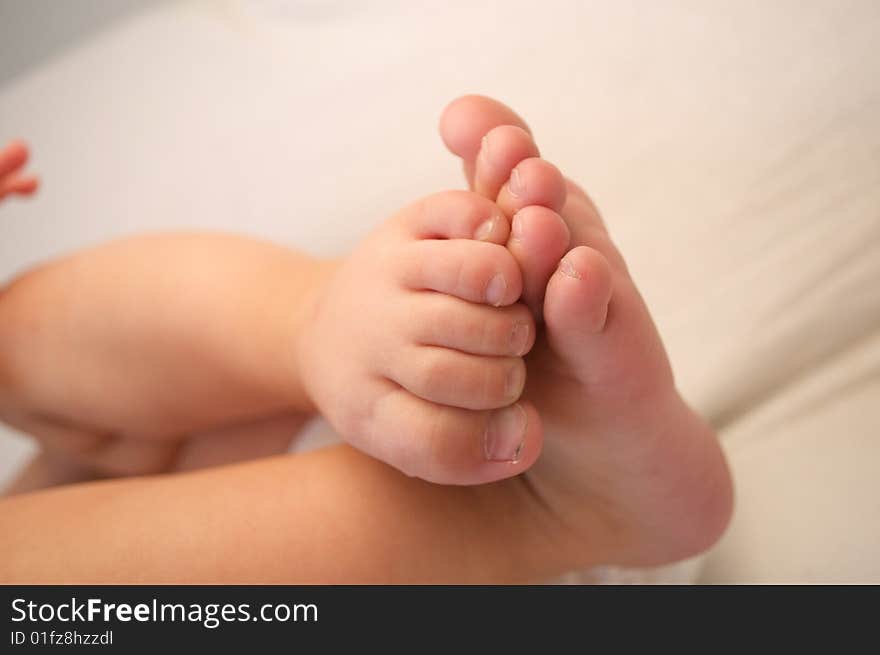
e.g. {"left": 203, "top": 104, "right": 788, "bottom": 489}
{"left": 1, "top": 0, "right": 878, "bottom": 582}
{"left": 0, "top": 0, "right": 162, "bottom": 85}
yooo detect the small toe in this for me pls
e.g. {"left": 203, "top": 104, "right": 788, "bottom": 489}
{"left": 386, "top": 345, "right": 526, "bottom": 411}
{"left": 400, "top": 190, "right": 510, "bottom": 245}
{"left": 506, "top": 206, "right": 571, "bottom": 319}
{"left": 473, "top": 125, "right": 539, "bottom": 200}
{"left": 406, "top": 294, "right": 536, "bottom": 357}
{"left": 399, "top": 239, "right": 523, "bottom": 307}
{"left": 438, "top": 95, "right": 532, "bottom": 187}
{"left": 496, "top": 157, "right": 567, "bottom": 217}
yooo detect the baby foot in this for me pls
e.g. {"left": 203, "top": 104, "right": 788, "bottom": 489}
{"left": 298, "top": 190, "right": 546, "bottom": 484}
{"left": 439, "top": 96, "right": 733, "bottom": 566}
{"left": 0, "top": 140, "right": 39, "bottom": 202}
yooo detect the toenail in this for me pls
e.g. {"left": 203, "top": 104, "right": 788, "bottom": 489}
{"left": 511, "top": 212, "right": 525, "bottom": 240}
{"left": 510, "top": 321, "right": 530, "bottom": 356}
{"left": 475, "top": 216, "right": 495, "bottom": 241}
{"left": 486, "top": 274, "right": 507, "bottom": 306}
{"left": 480, "top": 134, "right": 492, "bottom": 165}
{"left": 484, "top": 404, "right": 527, "bottom": 463}
{"left": 508, "top": 167, "right": 525, "bottom": 197}
{"left": 559, "top": 258, "right": 581, "bottom": 279}
{"left": 504, "top": 364, "right": 525, "bottom": 400}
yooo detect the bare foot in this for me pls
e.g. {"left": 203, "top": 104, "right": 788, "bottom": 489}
{"left": 298, "top": 190, "right": 547, "bottom": 484}
{"left": 0, "top": 140, "right": 39, "bottom": 202}
{"left": 439, "top": 96, "right": 733, "bottom": 566}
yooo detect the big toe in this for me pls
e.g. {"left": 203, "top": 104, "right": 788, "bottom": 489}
{"left": 542, "top": 246, "right": 614, "bottom": 373}
{"left": 439, "top": 95, "right": 531, "bottom": 187}
{"left": 366, "top": 388, "right": 544, "bottom": 485}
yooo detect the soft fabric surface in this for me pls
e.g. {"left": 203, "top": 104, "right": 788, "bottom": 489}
{"left": 1, "top": 0, "right": 878, "bottom": 583}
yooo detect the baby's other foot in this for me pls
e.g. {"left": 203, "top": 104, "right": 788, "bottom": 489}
{"left": 0, "top": 140, "right": 39, "bottom": 201}
{"left": 298, "top": 190, "right": 544, "bottom": 484}
{"left": 439, "top": 96, "right": 733, "bottom": 566}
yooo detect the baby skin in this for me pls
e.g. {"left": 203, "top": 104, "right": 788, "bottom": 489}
{"left": 300, "top": 96, "right": 733, "bottom": 566}
{"left": 0, "top": 140, "right": 39, "bottom": 201}
{"left": 439, "top": 96, "right": 733, "bottom": 565}
{"left": 0, "top": 97, "right": 732, "bottom": 573}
